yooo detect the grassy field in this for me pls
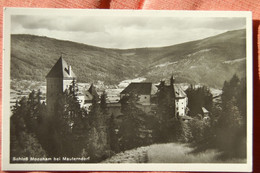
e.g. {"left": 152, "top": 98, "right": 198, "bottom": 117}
{"left": 147, "top": 143, "right": 246, "bottom": 163}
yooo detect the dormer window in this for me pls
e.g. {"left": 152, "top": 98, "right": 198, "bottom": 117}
{"left": 64, "top": 66, "right": 71, "bottom": 76}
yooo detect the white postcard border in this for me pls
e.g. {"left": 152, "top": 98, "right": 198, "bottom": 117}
{"left": 2, "top": 8, "right": 253, "bottom": 172}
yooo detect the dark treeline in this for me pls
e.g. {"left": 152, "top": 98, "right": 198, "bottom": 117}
{"left": 10, "top": 74, "right": 247, "bottom": 163}
{"left": 188, "top": 74, "right": 247, "bottom": 160}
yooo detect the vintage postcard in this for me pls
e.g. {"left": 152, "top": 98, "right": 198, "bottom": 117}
{"left": 2, "top": 8, "right": 253, "bottom": 172}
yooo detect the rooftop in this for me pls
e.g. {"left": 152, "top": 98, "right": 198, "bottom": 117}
{"left": 174, "top": 85, "right": 187, "bottom": 98}
{"left": 121, "top": 82, "right": 157, "bottom": 95}
{"left": 46, "top": 57, "right": 76, "bottom": 79}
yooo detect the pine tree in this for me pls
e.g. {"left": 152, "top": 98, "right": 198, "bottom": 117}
{"left": 119, "top": 93, "right": 145, "bottom": 150}
{"left": 100, "top": 91, "right": 108, "bottom": 114}
{"left": 186, "top": 85, "right": 213, "bottom": 116}
{"left": 108, "top": 114, "right": 119, "bottom": 152}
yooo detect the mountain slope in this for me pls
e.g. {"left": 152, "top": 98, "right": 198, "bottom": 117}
{"left": 11, "top": 35, "right": 145, "bottom": 85}
{"left": 11, "top": 29, "right": 246, "bottom": 88}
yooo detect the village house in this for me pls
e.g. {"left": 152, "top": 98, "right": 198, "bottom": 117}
{"left": 174, "top": 84, "right": 188, "bottom": 117}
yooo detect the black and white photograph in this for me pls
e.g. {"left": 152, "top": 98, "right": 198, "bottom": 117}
{"left": 2, "top": 8, "right": 252, "bottom": 171}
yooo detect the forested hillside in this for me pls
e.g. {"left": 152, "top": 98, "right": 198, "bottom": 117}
{"left": 11, "top": 29, "right": 246, "bottom": 88}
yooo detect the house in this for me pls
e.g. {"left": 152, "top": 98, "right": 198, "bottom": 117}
{"left": 82, "top": 85, "right": 99, "bottom": 111}
{"left": 76, "top": 84, "right": 100, "bottom": 112}
{"left": 174, "top": 85, "right": 188, "bottom": 117}
{"left": 120, "top": 82, "right": 157, "bottom": 113}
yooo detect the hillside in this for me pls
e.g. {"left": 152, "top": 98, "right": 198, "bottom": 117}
{"left": 11, "top": 29, "right": 246, "bottom": 88}
{"left": 11, "top": 35, "right": 144, "bottom": 85}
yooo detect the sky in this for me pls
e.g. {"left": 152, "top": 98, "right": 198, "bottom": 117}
{"left": 11, "top": 15, "right": 246, "bottom": 49}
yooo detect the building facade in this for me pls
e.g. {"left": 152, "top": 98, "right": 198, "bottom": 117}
{"left": 120, "top": 82, "right": 157, "bottom": 113}
{"left": 174, "top": 85, "right": 188, "bottom": 116}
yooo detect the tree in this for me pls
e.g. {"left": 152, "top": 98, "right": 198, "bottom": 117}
{"left": 100, "top": 91, "right": 108, "bottom": 114}
{"left": 154, "top": 80, "right": 180, "bottom": 143}
{"left": 156, "top": 80, "right": 175, "bottom": 119}
{"left": 186, "top": 85, "right": 213, "bottom": 117}
{"left": 10, "top": 90, "right": 47, "bottom": 160}
{"left": 118, "top": 93, "right": 148, "bottom": 150}
{"left": 108, "top": 114, "right": 119, "bottom": 153}
{"left": 10, "top": 131, "right": 47, "bottom": 161}
{"left": 87, "top": 91, "right": 110, "bottom": 162}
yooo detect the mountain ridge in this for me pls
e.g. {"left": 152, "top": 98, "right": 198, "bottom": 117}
{"left": 11, "top": 29, "right": 246, "bottom": 88}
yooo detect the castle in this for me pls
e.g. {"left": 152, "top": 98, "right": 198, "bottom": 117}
{"left": 46, "top": 57, "right": 189, "bottom": 118}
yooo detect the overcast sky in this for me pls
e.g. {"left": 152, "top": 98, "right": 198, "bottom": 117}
{"left": 11, "top": 15, "right": 246, "bottom": 49}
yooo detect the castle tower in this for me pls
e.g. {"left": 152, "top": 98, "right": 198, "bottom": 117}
{"left": 46, "top": 57, "right": 76, "bottom": 116}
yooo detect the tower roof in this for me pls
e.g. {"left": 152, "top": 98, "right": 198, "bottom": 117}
{"left": 46, "top": 57, "right": 76, "bottom": 79}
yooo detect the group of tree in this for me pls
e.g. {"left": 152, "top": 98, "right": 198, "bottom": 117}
{"left": 10, "top": 90, "right": 47, "bottom": 160}
{"left": 213, "top": 74, "right": 246, "bottom": 159}
{"left": 186, "top": 85, "right": 213, "bottom": 117}
{"left": 118, "top": 92, "right": 156, "bottom": 151}
{"left": 189, "top": 74, "right": 247, "bottom": 160}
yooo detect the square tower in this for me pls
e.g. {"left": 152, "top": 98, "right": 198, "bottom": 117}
{"left": 46, "top": 57, "right": 76, "bottom": 116}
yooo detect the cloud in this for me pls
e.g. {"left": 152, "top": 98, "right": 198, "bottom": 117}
{"left": 11, "top": 15, "right": 246, "bottom": 49}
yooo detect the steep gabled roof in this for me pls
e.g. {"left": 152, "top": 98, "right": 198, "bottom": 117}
{"left": 46, "top": 57, "right": 76, "bottom": 79}
{"left": 88, "top": 84, "right": 99, "bottom": 99}
{"left": 121, "top": 82, "right": 153, "bottom": 95}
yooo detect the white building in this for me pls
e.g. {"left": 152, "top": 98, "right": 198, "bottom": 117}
{"left": 174, "top": 85, "right": 188, "bottom": 117}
